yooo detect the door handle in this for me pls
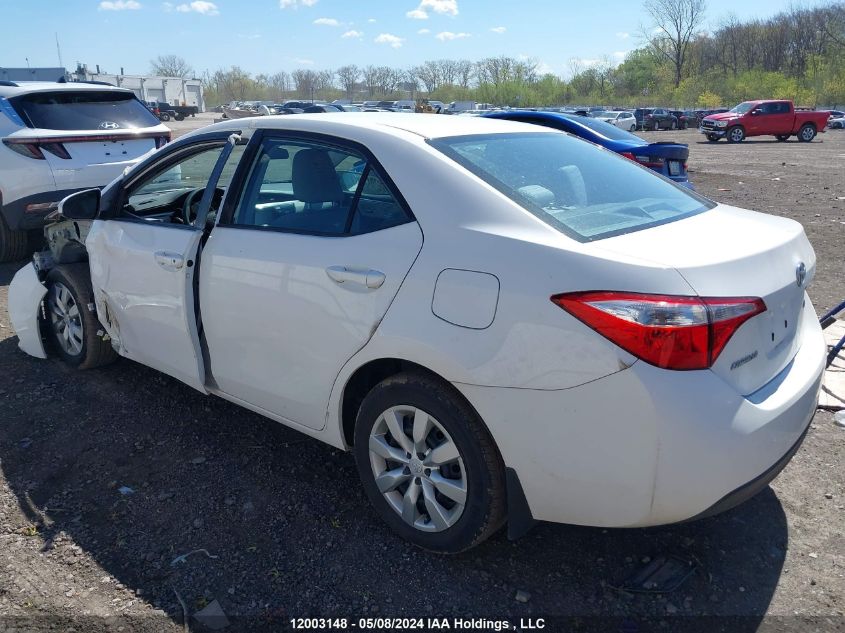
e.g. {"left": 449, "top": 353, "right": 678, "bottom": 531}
{"left": 154, "top": 251, "right": 185, "bottom": 272}
{"left": 326, "top": 266, "right": 385, "bottom": 289}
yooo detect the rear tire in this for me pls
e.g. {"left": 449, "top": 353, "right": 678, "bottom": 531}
{"left": 0, "top": 213, "right": 29, "bottom": 263}
{"left": 353, "top": 372, "right": 506, "bottom": 553}
{"left": 45, "top": 264, "right": 117, "bottom": 369}
{"left": 174, "top": 113, "right": 185, "bottom": 121}
{"left": 159, "top": 112, "right": 171, "bottom": 122}
{"left": 776, "top": 135, "right": 790, "bottom": 142}
{"left": 671, "top": 120, "right": 677, "bottom": 130}
{"left": 798, "top": 124, "right": 816, "bottom": 142}
{"left": 727, "top": 126, "right": 745, "bottom": 143}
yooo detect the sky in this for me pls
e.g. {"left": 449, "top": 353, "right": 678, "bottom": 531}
{"left": 0, "top": 0, "right": 833, "bottom": 78}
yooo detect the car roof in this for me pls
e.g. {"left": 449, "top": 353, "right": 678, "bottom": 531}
{"left": 0, "top": 81, "right": 133, "bottom": 98}
{"left": 188, "top": 112, "right": 544, "bottom": 141}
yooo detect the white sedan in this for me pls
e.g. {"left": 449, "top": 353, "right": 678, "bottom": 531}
{"left": 8, "top": 114, "right": 824, "bottom": 553}
{"left": 593, "top": 110, "right": 637, "bottom": 131}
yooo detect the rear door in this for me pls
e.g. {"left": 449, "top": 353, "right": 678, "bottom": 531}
{"left": 200, "top": 133, "right": 423, "bottom": 429}
{"left": 87, "top": 134, "right": 242, "bottom": 392}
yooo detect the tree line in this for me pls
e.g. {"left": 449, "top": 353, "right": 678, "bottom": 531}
{"left": 158, "top": 1, "right": 845, "bottom": 108}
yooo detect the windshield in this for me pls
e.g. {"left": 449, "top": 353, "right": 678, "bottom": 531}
{"left": 429, "top": 132, "right": 713, "bottom": 241}
{"left": 730, "top": 102, "right": 755, "bottom": 114}
{"left": 12, "top": 91, "right": 159, "bottom": 130}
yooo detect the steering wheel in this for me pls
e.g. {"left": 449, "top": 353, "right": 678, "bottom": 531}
{"left": 181, "top": 187, "right": 224, "bottom": 225}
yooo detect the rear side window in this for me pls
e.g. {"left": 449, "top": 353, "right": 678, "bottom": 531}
{"left": 232, "top": 137, "right": 410, "bottom": 236}
{"left": 430, "top": 132, "right": 714, "bottom": 242}
{"left": 11, "top": 91, "right": 160, "bottom": 130}
{"left": 559, "top": 114, "right": 642, "bottom": 141}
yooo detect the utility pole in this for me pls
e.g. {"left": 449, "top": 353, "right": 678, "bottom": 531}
{"left": 55, "top": 33, "right": 64, "bottom": 70}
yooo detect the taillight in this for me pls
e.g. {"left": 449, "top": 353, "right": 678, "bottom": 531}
{"left": 620, "top": 151, "right": 665, "bottom": 169}
{"left": 3, "top": 140, "right": 45, "bottom": 159}
{"left": 551, "top": 291, "right": 766, "bottom": 370}
{"left": 40, "top": 142, "right": 72, "bottom": 159}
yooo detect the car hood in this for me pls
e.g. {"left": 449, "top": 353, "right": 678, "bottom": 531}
{"left": 704, "top": 112, "right": 741, "bottom": 122}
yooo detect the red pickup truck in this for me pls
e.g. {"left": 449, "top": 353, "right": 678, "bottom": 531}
{"left": 700, "top": 100, "right": 830, "bottom": 143}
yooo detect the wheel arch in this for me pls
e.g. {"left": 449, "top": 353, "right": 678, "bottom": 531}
{"left": 339, "top": 357, "right": 475, "bottom": 450}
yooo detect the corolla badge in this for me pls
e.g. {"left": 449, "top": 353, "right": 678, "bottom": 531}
{"left": 99, "top": 121, "right": 120, "bottom": 130}
{"left": 796, "top": 262, "right": 807, "bottom": 288}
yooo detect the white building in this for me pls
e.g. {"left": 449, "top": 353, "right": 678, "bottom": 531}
{"left": 73, "top": 64, "right": 205, "bottom": 112}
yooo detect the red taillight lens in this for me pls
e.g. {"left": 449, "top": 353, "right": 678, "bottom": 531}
{"left": 551, "top": 291, "right": 766, "bottom": 370}
{"left": 40, "top": 142, "right": 72, "bottom": 159}
{"left": 3, "top": 140, "right": 45, "bottom": 159}
{"left": 620, "top": 151, "right": 665, "bottom": 169}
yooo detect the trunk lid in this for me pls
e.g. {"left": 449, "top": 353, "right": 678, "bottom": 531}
{"left": 598, "top": 204, "right": 815, "bottom": 395}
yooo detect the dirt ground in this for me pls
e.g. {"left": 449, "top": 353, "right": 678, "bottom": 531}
{"left": 1, "top": 119, "right": 844, "bottom": 632}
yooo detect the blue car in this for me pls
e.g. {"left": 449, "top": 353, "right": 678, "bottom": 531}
{"left": 483, "top": 110, "right": 693, "bottom": 189}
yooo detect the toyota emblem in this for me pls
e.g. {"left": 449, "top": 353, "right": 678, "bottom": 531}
{"left": 796, "top": 262, "right": 807, "bottom": 288}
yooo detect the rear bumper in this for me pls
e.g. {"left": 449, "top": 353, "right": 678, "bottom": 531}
{"left": 455, "top": 298, "right": 824, "bottom": 528}
{"left": 2, "top": 188, "right": 94, "bottom": 230}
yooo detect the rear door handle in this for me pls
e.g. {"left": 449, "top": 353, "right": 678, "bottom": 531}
{"left": 326, "top": 266, "right": 385, "bottom": 289}
{"left": 154, "top": 251, "right": 185, "bottom": 272}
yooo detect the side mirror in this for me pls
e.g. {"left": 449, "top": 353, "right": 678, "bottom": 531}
{"left": 58, "top": 189, "right": 101, "bottom": 220}
{"left": 750, "top": 109, "right": 761, "bottom": 116}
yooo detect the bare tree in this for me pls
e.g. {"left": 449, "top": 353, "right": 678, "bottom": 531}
{"left": 361, "top": 65, "right": 379, "bottom": 98}
{"left": 643, "top": 0, "right": 706, "bottom": 87}
{"left": 269, "top": 72, "right": 291, "bottom": 100}
{"left": 336, "top": 65, "right": 360, "bottom": 100}
{"left": 455, "top": 59, "right": 475, "bottom": 89}
{"left": 150, "top": 54, "right": 193, "bottom": 78}
{"left": 292, "top": 69, "right": 319, "bottom": 99}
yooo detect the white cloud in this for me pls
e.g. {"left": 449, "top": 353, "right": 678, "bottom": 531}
{"left": 417, "top": 28, "right": 430, "bottom": 34}
{"left": 435, "top": 31, "right": 470, "bottom": 41}
{"left": 406, "top": 0, "right": 458, "bottom": 19}
{"left": 162, "top": 1, "right": 172, "bottom": 9}
{"left": 613, "top": 51, "right": 627, "bottom": 60}
{"left": 374, "top": 33, "right": 404, "bottom": 48}
{"left": 175, "top": 0, "right": 218, "bottom": 14}
{"left": 490, "top": 26, "right": 506, "bottom": 33}
{"left": 367, "top": 17, "right": 376, "bottom": 23}
{"left": 292, "top": 57, "right": 315, "bottom": 65}
{"left": 341, "top": 29, "right": 363, "bottom": 38}
{"left": 280, "top": 0, "right": 318, "bottom": 7}
{"left": 616, "top": 31, "right": 629, "bottom": 39}
{"left": 99, "top": 0, "right": 141, "bottom": 9}
{"left": 313, "top": 17, "right": 339, "bottom": 26}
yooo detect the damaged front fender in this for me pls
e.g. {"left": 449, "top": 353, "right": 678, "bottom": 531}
{"left": 8, "top": 263, "right": 48, "bottom": 359}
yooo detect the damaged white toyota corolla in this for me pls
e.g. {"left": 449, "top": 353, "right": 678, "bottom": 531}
{"left": 8, "top": 114, "right": 825, "bottom": 553}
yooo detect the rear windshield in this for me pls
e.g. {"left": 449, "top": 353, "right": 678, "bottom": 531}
{"left": 11, "top": 91, "right": 160, "bottom": 130}
{"left": 429, "top": 132, "right": 714, "bottom": 241}
{"left": 560, "top": 114, "right": 642, "bottom": 141}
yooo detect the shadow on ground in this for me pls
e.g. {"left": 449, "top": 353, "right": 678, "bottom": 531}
{"left": 0, "top": 329, "right": 789, "bottom": 631}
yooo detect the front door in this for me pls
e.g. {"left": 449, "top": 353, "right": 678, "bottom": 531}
{"left": 200, "top": 134, "right": 423, "bottom": 429}
{"left": 87, "top": 137, "right": 241, "bottom": 392}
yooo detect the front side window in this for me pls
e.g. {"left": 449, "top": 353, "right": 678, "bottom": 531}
{"left": 430, "top": 132, "right": 714, "bottom": 242}
{"left": 122, "top": 143, "right": 244, "bottom": 222}
{"left": 232, "top": 138, "right": 409, "bottom": 235}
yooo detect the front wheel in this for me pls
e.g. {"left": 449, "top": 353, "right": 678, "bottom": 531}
{"left": 45, "top": 264, "right": 117, "bottom": 369}
{"left": 354, "top": 372, "right": 506, "bottom": 553}
{"left": 776, "top": 134, "right": 790, "bottom": 142}
{"left": 706, "top": 133, "right": 720, "bottom": 142}
{"left": 798, "top": 124, "right": 816, "bottom": 142}
{"left": 727, "top": 126, "right": 745, "bottom": 143}
{"left": 158, "top": 112, "right": 171, "bottom": 122}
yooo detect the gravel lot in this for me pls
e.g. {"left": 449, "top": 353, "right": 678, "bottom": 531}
{"left": 1, "top": 117, "right": 844, "bottom": 632}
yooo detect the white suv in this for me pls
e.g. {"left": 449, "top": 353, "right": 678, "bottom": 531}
{"left": 0, "top": 81, "right": 170, "bottom": 261}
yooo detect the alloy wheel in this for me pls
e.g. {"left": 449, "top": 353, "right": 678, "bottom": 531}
{"left": 801, "top": 126, "right": 815, "bottom": 141}
{"left": 48, "top": 281, "right": 83, "bottom": 356}
{"left": 368, "top": 405, "right": 467, "bottom": 532}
